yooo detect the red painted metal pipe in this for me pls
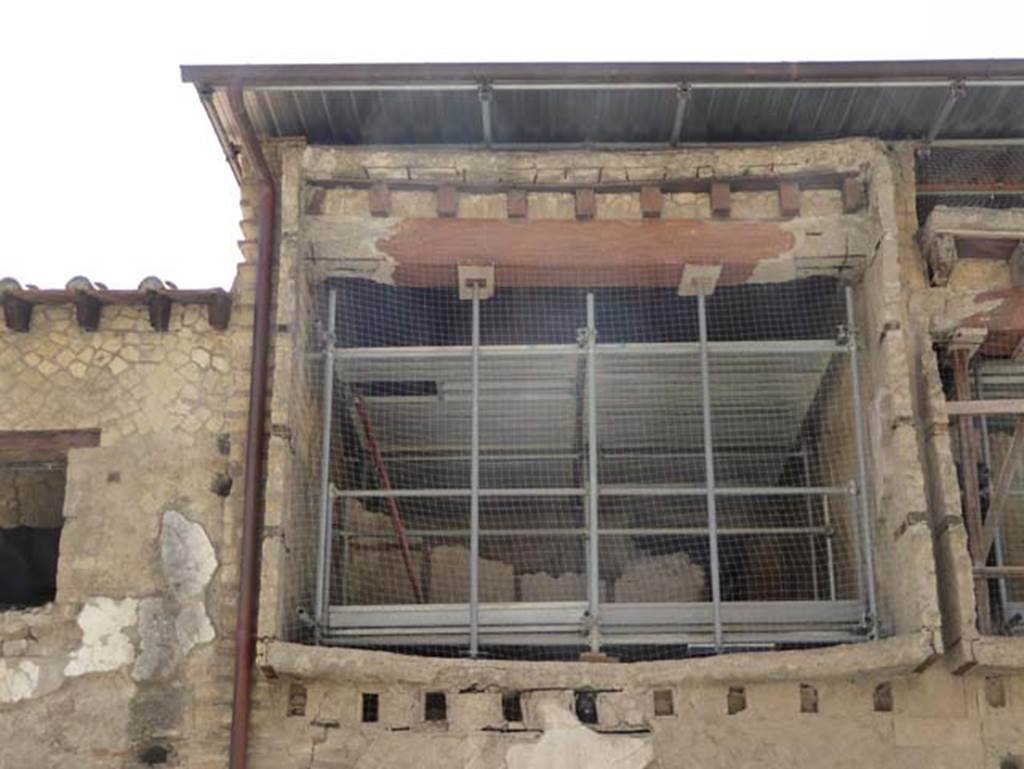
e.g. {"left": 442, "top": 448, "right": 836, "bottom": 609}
{"left": 226, "top": 84, "right": 275, "bottom": 769}
{"left": 352, "top": 394, "right": 424, "bottom": 603}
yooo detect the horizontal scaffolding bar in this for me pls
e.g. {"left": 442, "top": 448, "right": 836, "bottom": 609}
{"left": 600, "top": 484, "right": 851, "bottom": 497}
{"left": 325, "top": 600, "right": 866, "bottom": 645}
{"left": 974, "top": 565, "right": 1024, "bottom": 577}
{"left": 335, "top": 339, "right": 848, "bottom": 360}
{"left": 338, "top": 525, "right": 833, "bottom": 538}
{"left": 332, "top": 484, "right": 851, "bottom": 498}
{"left": 946, "top": 398, "right": 1024, "bottom": 416}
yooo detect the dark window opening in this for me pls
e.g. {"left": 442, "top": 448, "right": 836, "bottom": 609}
{"left": 799, "top": 684, "right": 819, "bottom": 713}
{"left": 872, "top": 682, "right": 893, "bottom": 712}
{"left": 0, "top": 459, "right": 65, "bottom": 610}
{"left": 574, "top": 690, "right": 598, "bottom": 724}
{"left": 424, "top": 692, "right": 447, "bottom": 721}
{"left": 502, "top": 691, "right": 523, "bottom": 722}
{"left": 362, "top": 692, "right": 379, "bottom": 722}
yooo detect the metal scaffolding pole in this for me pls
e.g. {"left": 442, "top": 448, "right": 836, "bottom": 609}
{"left": 822, "top": 495, "right": 838, "bottom": 601}
{"left": 314, "top": 288, "right": 338, "bottom": 642}
{"left": 845, "top": 284, "right": 879, "bottom": 637}
{"left": 802, "top": 447, "right": 820, "bottom": 600}
{"left": 585, "top": 293, "right": 601, "bottom": 652}
{"left": 697, "top": 290, "right": 724, "bottom": 652}
{"left": 975, "top": 367, "right": 1011, "bottom": 620}
{"left": 469, "top": 284, "right": 481, "bottom": 657}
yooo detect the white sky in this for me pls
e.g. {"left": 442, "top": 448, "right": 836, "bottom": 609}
{"left": 1, "top": 0, "right": 1020, "bottom": 289}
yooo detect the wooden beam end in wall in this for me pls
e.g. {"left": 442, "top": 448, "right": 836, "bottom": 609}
{"left": 506, "top": 189, "right": 528, "bottom": 219}
{"left": 778, "top": 181, "right": 801, "bottom": 218}
{"left": 575, "top": 189, "right": 596, "bottom": 221}
{"left": 368, "top": 182, "right": 391, "bottom": 217}
{"left": 710, "top": 182, "right": 731, "bottom": 218}
{"left": 639, "top": 186, "right": 664, "bottom": 219}
{"left": 842, "top": 178, "right": 866, "bottom": 214}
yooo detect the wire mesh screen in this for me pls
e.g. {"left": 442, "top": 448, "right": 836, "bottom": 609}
{"left": 916, "top": 146, "right": 1024, "bottom": 225}
{"left": 964, "top": 360, "right": 1024, "bottom": 636}
{"left": 291, "top": 272, "right": 878, "bottom": 659}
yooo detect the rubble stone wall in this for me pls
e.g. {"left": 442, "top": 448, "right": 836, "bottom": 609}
{"left": 0, "top": 292, "right": 253, "bottom": 768}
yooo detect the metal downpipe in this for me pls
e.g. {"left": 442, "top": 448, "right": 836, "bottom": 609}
{"left": 226, "top": 83, "right": 276, "bottom": 769}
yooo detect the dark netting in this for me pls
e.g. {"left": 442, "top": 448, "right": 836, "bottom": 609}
{"left": 916, "top": 145, "right": 1024, "bottom": 226}
{"left": 956, "top": 358, "right": 1024, "bottom": 637}
{"left": 285, "top": 270, "right": 881, "bottom": 659}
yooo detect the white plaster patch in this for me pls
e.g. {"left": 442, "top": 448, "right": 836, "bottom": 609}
{"left": 506, "top": 699, "right": 654, "bottom": 769}
{"left": 64, "top": 597, "right": 138, "bottom": 677}
{"left": 749, "top": 254, "right": 798, "bottom": 284}
{"left": 161, "top": 510, "right": 217, "bottom": 600}
{"left": 0, "top": 659, "right": 40, "bottom": 703}
{"left": 133, "top": 511, "right": 217, "bottom": 681}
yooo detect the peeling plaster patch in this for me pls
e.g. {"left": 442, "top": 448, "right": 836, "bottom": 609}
{"left": 749, "top": 254, "right": 798, "bottom": 284}
{"left": 0, "top": 659, "right": 40, "bottom": 703}
{"left": 506, "top": 697, "right": 653, "bottom": 769}
{"left": 133, "top": 511, "right": 216, "bottom": 681}
{"left": 64, "top": 597, "right": 138, "bottom": 677}
{"left": 161, "top": 510, "right": 216, "bottom": 600}
{"left": 306, "top": 214, "right": 398, "bottom": 284}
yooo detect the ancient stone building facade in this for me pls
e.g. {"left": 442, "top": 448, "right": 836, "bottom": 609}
{"left": 2, "top": 61, "right": 1024, "bottom": 768}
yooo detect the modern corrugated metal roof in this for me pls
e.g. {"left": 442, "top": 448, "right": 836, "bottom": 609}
{"left": 182, "top": 60, "right": 1024, "bottom": 151}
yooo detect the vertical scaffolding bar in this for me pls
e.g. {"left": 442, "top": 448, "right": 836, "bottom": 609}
{"left": 585, "top": 293, "right": 601, "bottom": 652}
{"left": 314, "top": 287, "right": 338, "bottom": 643}
{"left": 802, "top": 447, "right": 820, "bottom": 600}
{"left": 845, "top": 284, "right": 879, "bottom": 637}
{"left": 975, "top": 367, "right": 1011, "bottom": 620}
{"left": 469, "top": 284, "right": 481, "bottom": 657}
{"left": 822, "top": 495, "right": 838, "bottom": 600}
{"left": 697, "top": 290, "right": 724, "bottom": 651}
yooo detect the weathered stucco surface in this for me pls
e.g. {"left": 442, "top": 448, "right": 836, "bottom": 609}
{"left": 0, "top": 293, "right": 252, "bottom": 767}
{"left": 2, "top": 138, "right": 1024, "bottom": 767}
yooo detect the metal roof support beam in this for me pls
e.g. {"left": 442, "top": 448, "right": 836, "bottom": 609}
{"left": 478, "top": 84, "right": 493, "bottom": 146}
{"left": 669, "top": 84, "right": 690, "bottom": 147}
{"left": 181, "top": 60, "right": 1024, "bottom": 89}
{"left": 925, "top": 80, "right": 967, "bottom": 142}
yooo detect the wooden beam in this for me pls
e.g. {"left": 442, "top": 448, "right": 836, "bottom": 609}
{"left": 146, "top": 294, "right": 173, "bottom": 332}
{"left": 945, "top": 399, "right": 1024, "bottom": 416}
{"left": 2, "top": 295, "right": 32, "bottom": 332}
{"left": 0, "top": 429, "right": 101, "bottom": 461}
{"left": 309, "top": 169, "right": 857, "bottom": 196}
{"left": 710, "top": 182, "right": 731, "bottom": 218}
{"left": 951, "top": 348, "right": 992, "bottom": 633}
{"left": 73, "top": 293, "right": 102, "bottom": 331}
{"left": 639, "top": 186, "right": 664, "bottom": 219}
{"left": 575, "top": 189, "right": 596, "bottom": 221}
{"left": 506, "top": 189, "right": 528, "bottom": 219}
{"left": 377, "top": 218, "right": 797, "bottom": 288}
{"left": 981, "top": 415, "right": 1024, "bottom": 559}
{"left": 778, "top": 181, "right": 801, "bottom": 218}
{"left": 207, "top": 292, "right": 232, "bottom": 331}
{"left": 954, "top": 236, "right": 1022, "bottom": 262}
{"left": 368, "top": 182, "right": 390, "bottom": 217}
